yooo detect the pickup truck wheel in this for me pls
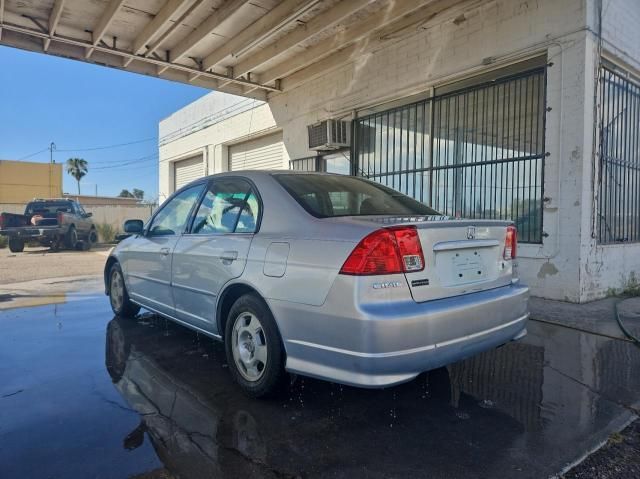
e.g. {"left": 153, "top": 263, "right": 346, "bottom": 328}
{"left": 225, "top": 293, "right": 286, "bottom": 398}
{"left": 65, "top": 226, "right": 78, "bottom": 249}
{"left": 88, "top": 229, "right": 98, "bottom": 248}
{"left": 8, "top": 238, "right": 25, "bottom": 253}
{"left": 109, "top": 263, "right": 140, "bottom": 318}
{"left": 50, "top": 238, "right": 61, "bottom": 252}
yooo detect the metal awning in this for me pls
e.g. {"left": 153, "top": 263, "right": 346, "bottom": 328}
{"left": 0, "top": 0, "right": 470, "bottom": 99}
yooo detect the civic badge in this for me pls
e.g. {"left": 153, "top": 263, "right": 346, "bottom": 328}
{"left": 467, "top": 226, "right": 476, "bottom": 240}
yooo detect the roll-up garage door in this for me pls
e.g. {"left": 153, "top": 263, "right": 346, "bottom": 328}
{"left": 174, "top": 156, "right": 204, "bottom": 190}
{"left": 229, "top": 133, "right": 284, "bottom": 171}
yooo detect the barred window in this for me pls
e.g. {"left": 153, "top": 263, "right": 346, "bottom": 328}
{"left": 290, "top": 156, "right": 319, "bottom": 171}
{"left": 354, "top": 66, "right": 547, "bottom": 243}
{"left": 598, "top": 67, "right": 640, "bottom": 244}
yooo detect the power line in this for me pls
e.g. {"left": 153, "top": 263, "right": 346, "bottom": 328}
{"left": 91, "top": 155, "right": 158, "bottom": 170}
{"left": 18, "top": 148, "right": 49, "bottom": 160}
{"left": 15, "top": 137, "right": 157, "bottom": 161}
{"left": 55, "top": 137, "right": 156, "bottom": 152}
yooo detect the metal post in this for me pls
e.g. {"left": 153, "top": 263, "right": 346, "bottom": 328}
{"left": 49, "top": 142, "right": 56, "bottom": 197}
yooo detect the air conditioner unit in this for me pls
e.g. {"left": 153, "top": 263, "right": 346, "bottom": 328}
{"left": 307, "top": 119, "right": 350, "bottom": 151}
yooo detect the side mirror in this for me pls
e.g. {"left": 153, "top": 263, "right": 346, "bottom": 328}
{"left": 123, "top": 219, "right": 144, "bottom": 234}
{"left": 85, "top": 212, "right": 93, "bottom": 218}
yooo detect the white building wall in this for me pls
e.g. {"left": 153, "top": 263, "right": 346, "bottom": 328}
{"left": 158, "top": 92, "right": 281, "bottom": 202}
{"left": 578, "top": 0, "right": 640, "bottom": 300}
{"left": 158, "top": 0, "right": 640, "bottom": 301}
{"left": 267, "top": 0, "right": 591, "bottom": 301}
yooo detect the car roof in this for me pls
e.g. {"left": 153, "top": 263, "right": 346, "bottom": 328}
{"left": 201, "top": 170, "right": 342, "bottom": 180}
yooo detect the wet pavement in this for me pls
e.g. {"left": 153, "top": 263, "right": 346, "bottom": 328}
{"left": 1, "top": 295, "right": 639, "bottom": 479}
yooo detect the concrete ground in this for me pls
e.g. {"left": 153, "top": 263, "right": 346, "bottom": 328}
{"left": 1, "top": 289, "right": 639, "bottom": 478}
{"left": 0, "top": 245, "right": 110, "bottom": 284}
{"left": 0, "top": 245, "right": 108, "bottom": 309}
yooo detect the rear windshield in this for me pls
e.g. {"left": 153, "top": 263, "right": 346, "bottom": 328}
{"left": 274, "top": 174, "right": 439, "bottom": 218}
{"left": 26, "top": 201, "right": 74, "bottom": 216}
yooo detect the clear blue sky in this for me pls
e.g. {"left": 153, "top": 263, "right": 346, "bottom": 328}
{"left": 0, "top": 46, "right": 208, "bottom": 200}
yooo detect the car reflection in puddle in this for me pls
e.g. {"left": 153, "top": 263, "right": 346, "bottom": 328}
{"left": 105, "top": 313, "right": 640, "bottom": 479}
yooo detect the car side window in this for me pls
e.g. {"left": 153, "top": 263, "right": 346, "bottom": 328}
{"left": 191, "top": 178, "right": 260, "bottom": 235}
{"left": 77, "top": 204, "right": 87, "bottom": 216}
{"left": 149, "top": 185, "right": 204, "bottom": 236}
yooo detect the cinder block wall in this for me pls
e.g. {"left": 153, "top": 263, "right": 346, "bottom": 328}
{"left": 578, "top": 0, "right": 640, "bottom": 300}
{"left": 158, "top": 0, "right": 640, "bottom": 302}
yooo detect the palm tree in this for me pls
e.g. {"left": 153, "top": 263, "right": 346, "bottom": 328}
{"left": 66, "top": 158, "right": 88, "bottom": 194}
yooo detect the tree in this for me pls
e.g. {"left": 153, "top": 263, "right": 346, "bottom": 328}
{"left": 66, "top": 158, "right": 88, "bottom": 195}
{"left": 118, "top": 189, "right": 134, "bottom": 198}
{"left": 132, "top": 188, "right": 144, "bottom": 200}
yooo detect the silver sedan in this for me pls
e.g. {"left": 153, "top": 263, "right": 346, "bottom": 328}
{"left": 105, "top": 171, "right": 529, "bottom": 397}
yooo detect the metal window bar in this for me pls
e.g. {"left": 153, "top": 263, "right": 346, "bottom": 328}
{"left": 290, "top": 156, "right": 323, "bottom": 172}
{"left": 598, "top": 67, "right": 640, "bottom": 244}
{"left": 354, "top": 67, "right": 547, "bottom": 243}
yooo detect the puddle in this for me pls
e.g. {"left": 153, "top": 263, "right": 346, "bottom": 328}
{"left": 1, "top": 297, "right": 639, "bottom": 478}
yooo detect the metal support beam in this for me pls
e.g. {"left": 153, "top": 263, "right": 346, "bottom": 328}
{"left": 85, "top": 0, "right": 125, "bottom": 59}
{"left": 279, "top": 0, "right": 472, "bottom": 92}
{"left": 44, "top": 0, "right": 66, "bottom": 51}
{"left": 157, "top": 0, "right": 249, "bottom": 75}
{"left": 0, "top": 21, "right": 280, "bottom": 93}
{"left": 258, "top": 0, "right": 460, "bottom": 89}
{"left": 190, "top": 0, "right": 319, "bottom": 82}
{"left": 123, "top": 0, "right": 192, "bottom": 68}
{"left": 142, "top": 0, "right": 205, "bottom": 64}
{"left": 232, "top": 0, "right": 375, "bottom": 81}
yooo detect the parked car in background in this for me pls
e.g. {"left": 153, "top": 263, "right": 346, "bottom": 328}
{"left": 0, "top": 198, "right": 97, "bottom": 252}
{"left": 105, "top": 171, "right": 529, "bottom": 397}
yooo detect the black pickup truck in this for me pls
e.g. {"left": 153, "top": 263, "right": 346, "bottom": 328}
{"left": 0, "top": 199, "right": 97, "bottom": 252}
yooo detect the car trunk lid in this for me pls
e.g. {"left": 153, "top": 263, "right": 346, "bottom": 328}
{"left": 335, "top": 215, "right": 515, "bottom": 303}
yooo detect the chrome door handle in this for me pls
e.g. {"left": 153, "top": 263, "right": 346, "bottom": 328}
{"left": 160, "top": 247, "right": 170, "bottom": 256}
{"left": 221, "top": 251, "right": 238, "bottom": 262}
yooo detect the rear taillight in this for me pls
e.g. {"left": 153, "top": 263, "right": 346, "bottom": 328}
{"left": 504, "top": 225, "right": 517, "bottom": 260}
{"left": 57, "top": 212, "right": 63, "bottom": 225}
{"left": 340, "top": 226, "right": 425, "bottom": 275}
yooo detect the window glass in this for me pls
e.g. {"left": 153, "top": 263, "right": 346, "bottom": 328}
{"left": 191, "top": 179, "right": 259, "bottom": 234}
{"left": 275, "top": 174, "right": 439, "bottom": 218}
{"left": 77, "top": 204, "right": 87, "bottom": 216}
{"left": 149, "top": 185, "right": 204, "bottom": 236}
{"left": 26, "top": 201, "right": 73, "bottom": 216}
{"left": 598, "top": 66, "right": 640, "bottom": 244}
{"left": 354, "top": 66, "right": 547, "bottom": 243}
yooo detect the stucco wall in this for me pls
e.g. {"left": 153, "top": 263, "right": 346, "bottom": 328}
{"left": 158, "top": 98, "right": 281, "bottom": 203}
{"left": 0, "top": 160, "right": 62, "bottom": 202}
{"left": 0, "top": 203, "right": 153, "bottom": 236}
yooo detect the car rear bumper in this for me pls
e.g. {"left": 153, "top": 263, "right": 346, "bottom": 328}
{"left": 270, "top": 282, "right": 529, "bottom": 388}
{"left": 0, "top": 227, "right": 61, "bottom": 240}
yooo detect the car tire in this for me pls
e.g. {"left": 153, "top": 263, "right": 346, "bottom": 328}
{"left": 65, "top": 226, "right": 78, "bottom": 250}
{"left": 50, "top": 238, "right": 61, "bottom": 252}
{"left": 87, "top": 229, "right": 98, "bottom": 249}
{"left": 8, "top": 238, "right": 24, "bottom": 253}
{"left": 225, "top": 293, "right": 286, "bottom": 398}
{"left": 108, "top": 262, "right": 140, "bottom": 318}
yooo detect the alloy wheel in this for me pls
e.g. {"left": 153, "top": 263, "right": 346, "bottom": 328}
{"left": 231, "top": 312, "right": 268, "bottom": 382}
{"left": 110, "top": 269, "right": 124, "bottom": 312}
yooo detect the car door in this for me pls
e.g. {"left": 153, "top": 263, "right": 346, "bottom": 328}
{"left": 171, "top": 177, "right": 260, "bottom": 334}
{"left": 122, "top": 183, "right": 205, "bottom": 317}
{"left": 74, "top": 203, "right": 91, "bottom": 236}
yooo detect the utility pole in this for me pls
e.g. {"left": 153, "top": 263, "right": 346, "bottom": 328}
{"left": 49, "top": 142, "right": 56, "bottom": 197}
